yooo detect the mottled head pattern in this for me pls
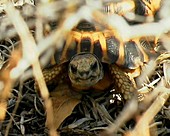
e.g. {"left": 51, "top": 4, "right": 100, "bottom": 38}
{"left": 68, "top": 53, "right": 104, "bottom": 88}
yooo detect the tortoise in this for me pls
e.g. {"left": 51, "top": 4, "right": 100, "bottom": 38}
{"left": 35, "top": 20, "right": 151, "bottom": 100}
{"left": 34, "top": 0, "right": 162, "bottom": 100}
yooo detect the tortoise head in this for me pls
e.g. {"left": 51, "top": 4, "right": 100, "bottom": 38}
{"left": 68, "top": 53, "right": 104, "bottom": 88}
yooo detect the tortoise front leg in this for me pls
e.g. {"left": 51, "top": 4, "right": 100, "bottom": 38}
{"left": 109, "top": 64, "right": 137, "bottom": 100}
{"left": 34, "top": 64, "right": 67, "bottom": 91}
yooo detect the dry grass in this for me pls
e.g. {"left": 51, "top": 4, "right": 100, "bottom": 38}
{"left": 0, "top": 0, "right": 170, "bottom": 136}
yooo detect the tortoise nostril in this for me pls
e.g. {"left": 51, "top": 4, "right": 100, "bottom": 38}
{"left": 79, "top": 71, "right": 90, "bottom": 78}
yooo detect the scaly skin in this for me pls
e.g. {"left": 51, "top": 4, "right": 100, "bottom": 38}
{"left": 109, "top": 64, "right": 137, "bottom": 100}
{"left": 35, "top": 62, "right": 137, "bottom": 100}
{"left": 34, "top": 64, "right": 67, "bottom": 91}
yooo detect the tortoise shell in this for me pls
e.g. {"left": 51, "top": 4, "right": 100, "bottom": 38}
{"left": 52, "top": 20, "right": 149, "bottom": 70}
{"left": 52, "top": 0, "right": 161, "bottom": 69}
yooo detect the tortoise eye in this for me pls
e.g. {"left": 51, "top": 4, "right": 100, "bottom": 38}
{"left": 70, "top": 65, "right": 77, "bottom": 74}
{"left": 91, "top": 62, "right": 98, "bottom": 71}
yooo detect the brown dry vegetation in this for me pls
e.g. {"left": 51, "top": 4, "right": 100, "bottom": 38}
{"left": 0, "top": 0, "right": 170, "bottom": 136}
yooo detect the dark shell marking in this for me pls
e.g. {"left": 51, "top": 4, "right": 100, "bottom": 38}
{"left": 53, "top": 27, "right": 148, "bottom": 70}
